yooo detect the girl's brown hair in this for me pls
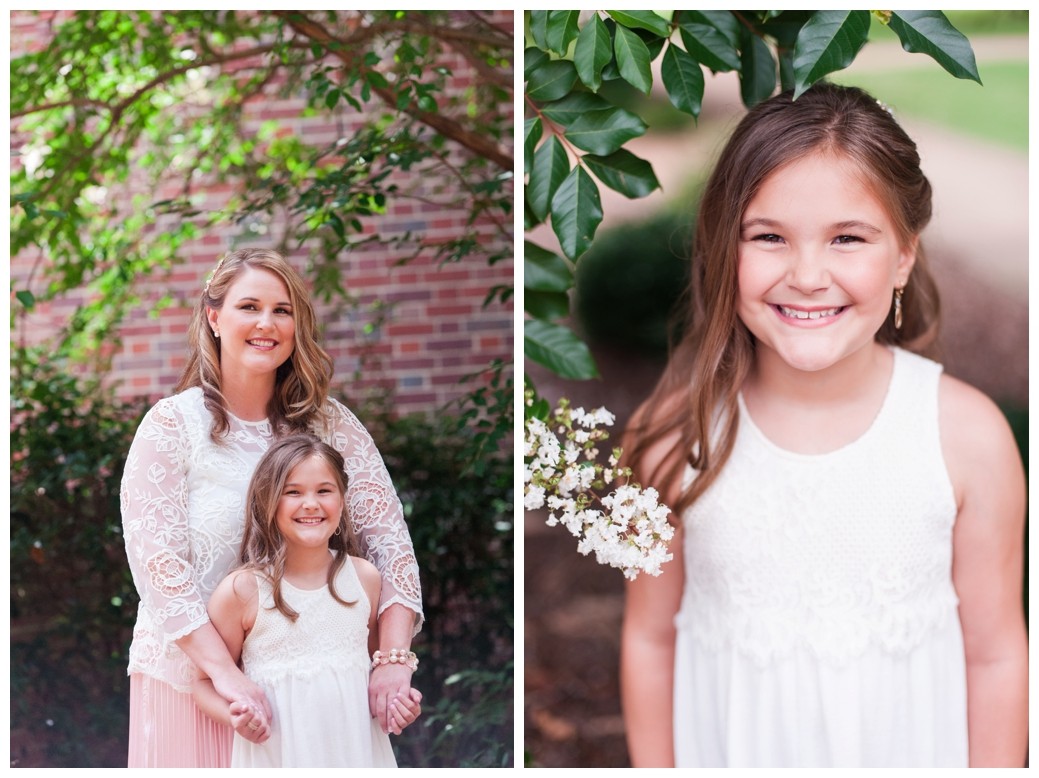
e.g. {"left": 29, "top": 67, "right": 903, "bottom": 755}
{"left": 626, "top": 83, "right": 940, "bottom": 518}
{"left": 239, "top": 433, "right": 359, "bottom": 620}
{"left": 174, "top": 248, "right": 335, "bottom": 441}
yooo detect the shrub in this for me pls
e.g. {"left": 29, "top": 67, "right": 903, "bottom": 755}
{"left": 574, "top": 208, "right": 693, "bottom": 356}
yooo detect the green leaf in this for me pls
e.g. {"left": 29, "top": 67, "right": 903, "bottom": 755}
{"left": 524, "top": 318, "right": 599, "bottom": 380}
{"left": 679, "top": 10, "right": 740, "bottom": 47}
{"left": 888, "top": 10, "right": 981, "bottom": 84}
{"left": 739, "top": 27, "right": 776, "bottom": 107}
{"left": 523, "top": 118, "right": 542, "bottom": 176}
{"left": 661, "top": 44, "right": 705, "bottom": 117}
{"left": 564, "top": 106, "right": 647, "bottom": 155}
{"left": 546, "top": 10, "right": 581, "bottom": 56}
{"left": 583, "top": 149, "right": 660, "bottom": 199}
{"left": 527, "top": 136, "right": 571, "bottom": 223}
{"left": 549, "top": 165, "right": 603, "bottom": 261}
{"left": 606, "top": 10, "right": 671, "bottom": 38}
{"left": 574, "top": 12, "right": 613, "bottom": 92}
{"left": 614, "top": 24, "right": 653, "bottom": 94}
{"left": 526, "top": 59, "right": 579, "bottom": 102}
{"left": 525, "top": 289, "right": 571, "bottom": 321}
{"left": 792, "top": 10, "right": 870, "bottom": 98}
{"left": 540, "top": 92, "right": 613, "bottom": 125}
{"left": 524, "top": 241, "right": 573, "bottom": 293}
{"left": 676, "top": 21, "right": 741, "bottom": 72}
{"left": 15, "top": 290, "right": 35, "bottom": 310}
{"left": 529, "top": 10, "right": 551, "bottom": 51}
{"left": 524, "top": 46, "right": 550, "bottom": 80}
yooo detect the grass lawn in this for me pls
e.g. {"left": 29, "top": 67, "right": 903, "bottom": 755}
{"left": 831, "top": 61, "right": 1028, "bottom": 151}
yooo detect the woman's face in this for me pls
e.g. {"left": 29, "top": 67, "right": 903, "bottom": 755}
{"left": 207, "top": 266, "right": 296, "bottom": 380}
{"left": 735, "top": 151, "right": 915, "bottom": 375}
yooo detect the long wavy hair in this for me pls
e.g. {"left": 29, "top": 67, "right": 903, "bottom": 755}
{"left": 239, "top": 433, "right": 360, "bottom": 621}
{"left": 626, "top": 83, "right": 941, "bottom": 519}
{"left": 174, "top": 248, "right": 335, "bottom": 441}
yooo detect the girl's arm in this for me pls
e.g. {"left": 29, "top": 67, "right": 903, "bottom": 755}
{"left": 325, "top": 398, "right": 422, "bottom": 727}
{"left": 621, "top": 527, "right": 684, "bottom": 767}
{"left": 619, "top": 400, "right": 686, "bottom": 767}
{"left": 941, "top": 377, "right": 1028, "bottom": 767}
{"left": 191, "top": 571, "right": 270, "bottom": 743}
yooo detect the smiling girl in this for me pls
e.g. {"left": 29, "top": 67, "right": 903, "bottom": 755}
{"left": 192, "top": 434, "right": 421, "bottom": 767}
{"left": 619, "top": 84, "right": 1026, "bottom": 768}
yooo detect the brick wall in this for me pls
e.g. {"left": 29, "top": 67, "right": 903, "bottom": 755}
{"left": 11, "top": 10, "right": 514, "bottom": 416}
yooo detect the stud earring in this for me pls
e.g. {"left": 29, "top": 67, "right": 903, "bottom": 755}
{"left": 893, "top": 287, "right": 904, "bottom": 330}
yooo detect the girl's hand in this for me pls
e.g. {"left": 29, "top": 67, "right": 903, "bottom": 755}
{"left": 230, "top": 700, "right": 271, "bottom": 744}
{"left": 388, "top": 687, "right": 423, "bottom": 735}
{"left": 369, "top": 662, "right": 413, "bottom": 734}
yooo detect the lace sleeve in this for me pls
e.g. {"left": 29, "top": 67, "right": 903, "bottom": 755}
{"left": 120, "top": 398, "right": 210, "bottom": 650}
{"left": 324, "top": 398, "right": 424, "bottom": 634}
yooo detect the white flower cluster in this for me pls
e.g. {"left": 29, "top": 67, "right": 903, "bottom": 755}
{"left": 524, "top": 393, "right": 674, "bottom": 580}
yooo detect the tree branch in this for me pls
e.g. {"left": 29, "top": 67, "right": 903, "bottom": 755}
{"left": 275, "top": 10, "right": 513, "bottom": 172}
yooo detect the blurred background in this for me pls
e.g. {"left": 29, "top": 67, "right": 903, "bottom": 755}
{"left": 524, "top": 11, "right": 1027, "bottom": 768}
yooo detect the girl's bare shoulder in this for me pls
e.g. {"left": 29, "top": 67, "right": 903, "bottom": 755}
{"left": 213, "top": 567, "right": 259, "bottom": 605}
{"left": 938, "top": 372, "right": 1023, "bottom": 500}
{"left": 350, "top": 555, "right": 380, "bottom": 589}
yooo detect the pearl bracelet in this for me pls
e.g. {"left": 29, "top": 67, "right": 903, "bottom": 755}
{"left": 371, "top": 648, "right": 419, "bottom": 672}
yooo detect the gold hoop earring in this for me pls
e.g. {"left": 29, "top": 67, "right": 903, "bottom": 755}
{"left": 893, "top": 287, "right": 904, "bottom": 330}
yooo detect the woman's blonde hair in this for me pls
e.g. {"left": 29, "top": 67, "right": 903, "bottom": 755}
{"left": 627, "top": 83, "right": 941, "bottom": 519}
{"left": 174, "top": 248, "right": 335, "bottom": 441}
{"left": 239, "top": 433, "right": 360, "bottom": 620}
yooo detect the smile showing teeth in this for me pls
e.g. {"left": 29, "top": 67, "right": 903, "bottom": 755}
{"left": 249, "top": 339, "right": 277, "bottom": 348}
{"left": 294, "top": 517, "right": 323, "bottom": 525}
{"left": 777, "top": 305, "right": 843, "bottom": 320}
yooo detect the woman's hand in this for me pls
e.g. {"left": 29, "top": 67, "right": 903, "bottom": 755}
{"left": 387, "top": 688, "right": 423, "bottom": 735}
{"left": 210, "top": 665, "right": 273, "bottom": 728}
{"left": 369, "top": 662, "right": 414, "bottom": 734}
{"left": 229, "top": 700, "right": 272, "bottom": 744}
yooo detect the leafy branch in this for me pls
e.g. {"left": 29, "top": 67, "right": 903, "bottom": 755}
{"left": 523, "top": 9, "right": 980, "bottom": 381}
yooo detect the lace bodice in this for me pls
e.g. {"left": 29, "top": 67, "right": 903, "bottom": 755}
{"left": 676, "top": 348, "right": 959, "bottom": 666}
{"left": 242, "top": 560, "right": 371, "bottom": 687}
{"left": 121, "top": 387, "right": 422, "bottom": 690}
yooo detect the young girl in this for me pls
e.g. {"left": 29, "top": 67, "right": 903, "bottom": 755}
{"left": 193, "top": 434, "right": 422, "bottom": 767}
{"left": 619, "top": 84, "right": 1027, "bottom": 768}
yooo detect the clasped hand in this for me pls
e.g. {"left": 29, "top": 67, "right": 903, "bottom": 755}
{"left": 229, "top": 699, "right": 272, "bottom": 743}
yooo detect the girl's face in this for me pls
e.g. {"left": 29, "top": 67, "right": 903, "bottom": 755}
{"left": 275, "top": 455, "right": 345, "bottom": 551}
{"left": 736, "top": 152, "right": 915, "bottom": 374}
{"left": 206, "top": 266, "right": 296, "bottom": 380}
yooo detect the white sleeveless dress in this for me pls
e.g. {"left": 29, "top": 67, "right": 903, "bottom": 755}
{"left": 231, "top": 557, "right": 397, "bottom": 767}
{"left": 673, "top": 347, "right": 968, "bottom": 767}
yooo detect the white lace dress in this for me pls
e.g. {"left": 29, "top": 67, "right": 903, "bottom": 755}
{"left": 121, "top": 387, "right": 423, "bottom": 691}
{"left": 674, "top": 348, "right": 968, "bottom": 767}
{"left": 231, "top": 558, "right": 396, "bottom": 767}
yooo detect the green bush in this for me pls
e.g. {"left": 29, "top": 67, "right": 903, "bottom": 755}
{"left": 10, "top": 345, "right": 145, "bottom": 767}
{"left": 574, "top": 208, "right": 693, "bottom": 356}
{"left": 366, "top": 383, "right": 514, "bottom": 768}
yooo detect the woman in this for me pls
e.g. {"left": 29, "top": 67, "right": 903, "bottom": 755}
{"left": 121, "top": 248, "right": 423, "bottom": 767}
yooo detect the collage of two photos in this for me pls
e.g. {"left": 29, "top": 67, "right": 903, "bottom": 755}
{"left": 10, "top": 9, "right": 1028, "bottom": 769}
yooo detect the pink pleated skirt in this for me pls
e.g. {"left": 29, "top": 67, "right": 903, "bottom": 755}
{"left": 127, "top": 673, "right": 233, "bottom": 767}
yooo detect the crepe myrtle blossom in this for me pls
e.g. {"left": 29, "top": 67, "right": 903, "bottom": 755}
{"left": 524, "top": 391, "right": 675, "bottom": 580}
